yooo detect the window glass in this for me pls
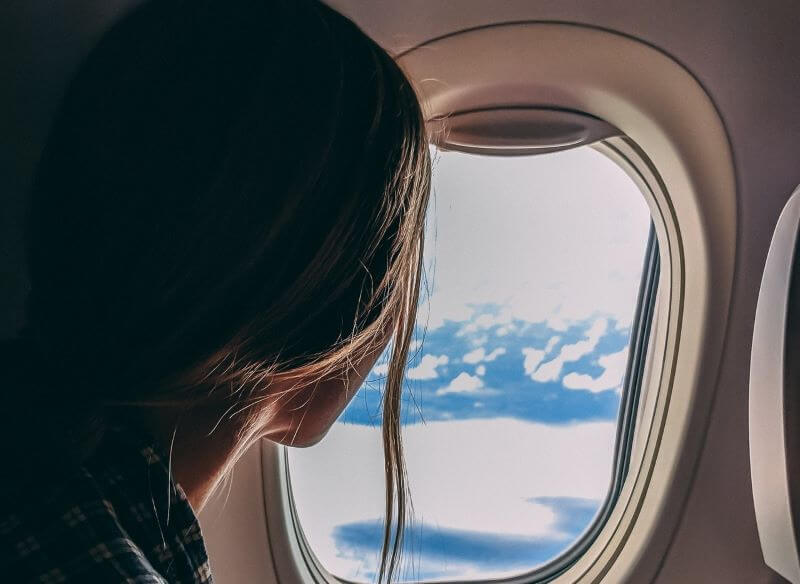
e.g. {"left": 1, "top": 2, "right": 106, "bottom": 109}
{"left": 287, "top": 146, "right": 652, "bottom": 582}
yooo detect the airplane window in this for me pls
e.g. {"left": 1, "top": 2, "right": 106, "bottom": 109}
{"left": 287, "top": 145, "right": 655, "bottom": 582}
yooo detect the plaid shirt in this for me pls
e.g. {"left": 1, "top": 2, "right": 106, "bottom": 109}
{"left": 0, "top": 425, "right": 213, "bottom": 583}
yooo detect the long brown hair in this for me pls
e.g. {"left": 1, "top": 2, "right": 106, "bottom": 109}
{"left": 2, "top": 0, "right": 431, "bottom": 581}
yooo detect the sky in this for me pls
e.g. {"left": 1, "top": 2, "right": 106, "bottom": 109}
{"left": 288, "top": 146, "right": 651, "bottom": 582}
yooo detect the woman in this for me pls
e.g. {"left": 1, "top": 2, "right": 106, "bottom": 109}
{"left": 0, "top": 0, "right": 431, "bottom": 582}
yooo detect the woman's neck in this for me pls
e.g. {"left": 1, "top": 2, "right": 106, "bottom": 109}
{"left": 144, "top": 407, "right": 253, "bottom": 512}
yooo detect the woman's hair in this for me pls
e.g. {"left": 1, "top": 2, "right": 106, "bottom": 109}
{"left": 3, "top": 0, "right": 431, "bottom": 581}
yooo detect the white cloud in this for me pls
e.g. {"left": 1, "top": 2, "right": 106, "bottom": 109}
{"left": 545, "top": 336, "right": 561, "bottom": 354}
{"left": 371, "top": 362, "right": 389, "bottom": 377}
{"left": 462, "top": 347, "right": 485, "bottom": 364}
{"left": 462, "top": 347, "right": 506, "bottom": 365}
{"left": 475, "top": 311, "right": 512, "bottom": 329}
{"left": 546, "top": 315, "right": 569, "bottom": 332}
{"left": 287, "top": 418, "right": 616, "bottom": 580}
{"left": 529, "top": 319, "right": 608, "bottom": 382}
{"left": 485, "top": 348, "right": 506, "bottom": 361}
{"left": 436, "top": 372, "right": 485, "bottom": 396}
{"left": 475, "top": 365, "right": 486, "bottom": 376}
{"left": 407, "top": 354, "right": 449, "bottom": 380}
{"left": 521, "top": 335, "right": 562, "bottom": 378}
{"left": 417, "top": 293, "right": 474, "bottom": 329}
{"left": 457, "top": 310, "right": 514, "bottom": 337}
{"left": 585, "top": 319, "right": 609, "bottom": 342}
{"left": 563, "top": 347, "right": 629, "bottom": 393}
{"left": 521, "top": 348, "right": 546, "bottom": 376}
{"left": 472, "top": 314, "right": 494, "bottom": 329}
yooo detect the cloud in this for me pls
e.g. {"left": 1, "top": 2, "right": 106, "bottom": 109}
{"left": 563, "top": 348, "right": 629, "bottom": 393}
{"left": 370, "top": 362, "right": 389, "bottom": 377}
{"left": 528, "top": 319, "right": 608, "bottom": 382}
{"left": 463, "top": 347, "right": 506, "bottom": 365}
{"left": 463, "top": 348, "right": 485, "bottom": 364}
{"left": 436, "top": 372, "right": 485, "bottom": 396}
{"left": 407, "top": 354, "right": 449, "bottom": 380}
{"left": 288, "top": 419, "right": 616, "bottom": 580}
{"left": 369, "top": 339, "right": 425, "bottom": 379}
{"left": 545, "top": 336, "right": 561, "bottom": 354}
{"left": 417, "top": 293, "right": 474, "bottom": 329}
{"left": 546, "top": 315, "right": 569, "bottom": 332}
{"left": 475, "top": 365, "right": 486, "bottom": 376}
{"left": 531, "top": 360, "right": 561, "bottom": 383}
{"left": 486, "top": 348, "right": 506, "bottom": 361}
{"left": 521, "top": 335, "right": 561, "bottom": 377}
{"left": 522, "top": 348, "right": 546, "bottom": 376}
{"left": 476, "top": 310, "right": 512, "bottom": 329}
{"left": 457, "top": 309, "right": 514, "bottom": 337}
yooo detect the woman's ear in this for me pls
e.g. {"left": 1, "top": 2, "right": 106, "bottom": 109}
{"left": 263, "top": 334, "right": 391, "bottom": 447}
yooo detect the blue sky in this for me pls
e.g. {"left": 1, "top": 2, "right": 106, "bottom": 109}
{"left": 288, "top": 146, "right": 650, "bottom": 582}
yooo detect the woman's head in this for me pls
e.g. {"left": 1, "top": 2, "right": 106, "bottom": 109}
{"left": 12, "top": 0, "right": 431, "bottom": 580}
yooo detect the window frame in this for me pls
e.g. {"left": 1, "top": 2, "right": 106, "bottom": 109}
{"left": 262, "top": 21, "right": 738, "bottom": 584}
{"left": 264, "top": 137, "right": 669, "bottom": 584}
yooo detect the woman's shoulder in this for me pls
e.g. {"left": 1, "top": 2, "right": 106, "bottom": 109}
{"left": 0, "top": 426, "right": 212, "bottom": 583}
